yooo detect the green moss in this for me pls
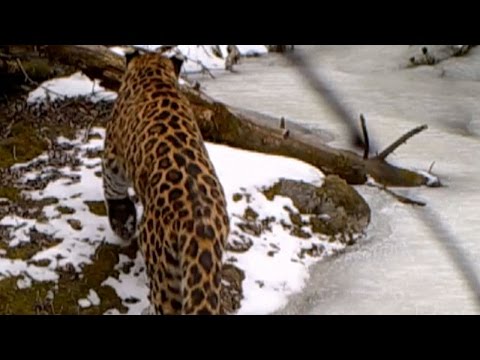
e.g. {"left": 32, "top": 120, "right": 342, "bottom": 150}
{"left": 0, "top": 243, "right": 132, "bottom": 315}
{"left": 243, "top": 207, "right": 259, "bottom": 221}
{"left": 0, "top": 115, "right": 85, "bottom": 170}
{"left": 20, "top": 58, "right": 55, "bottom": 79}
{"left": 4, "top": 240, "right": 60, "bottom": 260}
{"left": 36, "top": 197, "right": 59, "bottom": 207}
{"left": 309, "top": 217, "right": 336, "bottom": 236}
{"left": 0, "top": 186, "right": 21, "bottom": 202}
{"left": 85, "top": 149, "right": 103, "bottom": 159}
{"left": 84, "top": 201, "right": 107, "bottom": 217}
{"left": 56, "top": 206, "right": 75, "bottom": 215}
{"left": 317, "top": 176, "right": 365, "bottom": 216}
{"left": 0, "top": 122, "right": 48, "bottom": 169}
{"left": 42, "top": 124, "right": 78, "bottom": 141}
{"left": 262, "top": 183, "right": 281, "bottom": 201}
{"left": 30, "top": 259, "right": 51, "bottom": 267}
{"left": 232, "top": 193, "right": 243, "bottom": 202}
{"left": 284, "top": 207, "right": 311, "bottom": 239}
{"left": 288, "top": 211, "right": 303, "bottom": 227}
{"left": 0, "top": 230, "right": 62, "bottom": 260}
{"left": 290, "top": 227, "right": 311, "bottom": 239}
{"left": 67, "top": 219, "right": 83, "bottom": 231}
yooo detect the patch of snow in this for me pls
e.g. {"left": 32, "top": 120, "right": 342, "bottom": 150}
{"left": 78, "top": 298, "right": 91, "bottom": 308}
{"left": 0, "top": 217, "right": 38, "bottom": 246}
{"left": 104, "top": 308, "right": 121, "bottom": 315}
{"left": 27, "top": 72, "right": 118, "bottom": 104}
{"left": 17, "top": 276, "right": 32, "bottom": 289}
{"left": 87, "top": 289, "right": 101, "bottom": 306}
{"left": 103, "top": 251, "right": 150, "bottom": 315}
{"left": 112, "top": 45, "right": 268, "bottom": 74}
{"left": 0, "top": 257, "right": 58, "bottom": 282}
{"left": 29, "top": 45, "right": 269, "bottom": 105}
{"left": 416, "top": 170, "right": 441, "bottom": 187}
{"left": 236, "top": 45, "right": 268, "bottom": 56}
{"left": 109, "top": 47, "right": 129, "bottom": 56}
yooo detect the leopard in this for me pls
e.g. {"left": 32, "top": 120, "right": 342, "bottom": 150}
{"left": 102, "top": 50, "right": 230, "bottom": 315}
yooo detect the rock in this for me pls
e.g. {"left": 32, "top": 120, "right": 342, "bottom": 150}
{"left": 67, "top": 219, "right": 82, "bottom": 231}
{"left": 221, "top": 263, "right": 245, "bottom": 314}
{"left": 263, "top": 175, "right": 371, "bottom": 240}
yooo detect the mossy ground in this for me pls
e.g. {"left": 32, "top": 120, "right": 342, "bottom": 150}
{"left": 0, "top": 95, "right": 245, "bottom": 315}
{"left": 0, "top": 121, "right": 48, "bottom": 169}
{"left": 84, "top": 201, "right": 107, "bottom": 216}
{"left": 0, "top": 96, "right": 129, "bottom": 315}
{"left": 56, "top": 205, "right": 75, "bottom": 215}
{"left": 0, "top": 243, "right": 135, "bottom": 315}
{"left": 0, "top": 186, "right": 21, "bottom": 202}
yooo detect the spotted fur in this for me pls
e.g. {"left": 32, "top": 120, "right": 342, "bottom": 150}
{"left": 102, "top": 51, "right": 229, "bottom": 315}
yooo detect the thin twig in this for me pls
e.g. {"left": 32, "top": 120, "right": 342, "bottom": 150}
{"left": 183, "top": 55, "right": 216, "bottom": 79}
{"left": 428, "top": 161, "right": 436, "bottom": 174}
{"left": 368, "top": 182, "right": 426, "bottom": 207}
{"left": 156, "top": 45, "right": 178, "bottom": 54}
{"left": 360, "top": 114, "right": 370, "bottom": 160}
{"left": 375, "top": 124, "right": 428, "bottom": 161}
{"left": 199, "top": 45, "right": 217, "bottom": 59}
{"left": 225, "top": 45, "right": 241, "bottom": 72}
{"left": 16, "top": 58, "right": 38, "bottom": 85}
{"left": 83, "top": 118, "right": 95, "bottom": 143}
{"left": 40, "top": 85, "right": 66, "bottom": 99}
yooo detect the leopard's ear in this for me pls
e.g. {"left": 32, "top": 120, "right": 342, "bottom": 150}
{"left": 170, "top": 55, "right": 184, "bottom": 78}
{"left": 125, "top": 49, "right": 142, "bottom": 66}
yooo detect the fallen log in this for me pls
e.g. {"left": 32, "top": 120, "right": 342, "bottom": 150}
{"left": 0, "top": 45, "right": 439, "bottom": 187}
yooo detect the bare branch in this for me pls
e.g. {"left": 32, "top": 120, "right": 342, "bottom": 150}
{"left": 368, "top": 182, "right": 426, "bottom": 207}
{"left": 16, "top": 58, "right": 38, "bottom": 85}
{"left": 360, "top": 114, "right": 370, "bottom": 160}
{"left": 182, "top": 55, "right": 216, "bottom": 79}
{"left": 225, "top": 45, "right": 241, "bottom": 72}
{"left": 375, "top": 124, "right": 428, "bottom": 161}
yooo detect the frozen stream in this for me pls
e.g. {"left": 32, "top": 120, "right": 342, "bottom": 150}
{"left": 190, "top": 45, "right": 480, "bottom": 315}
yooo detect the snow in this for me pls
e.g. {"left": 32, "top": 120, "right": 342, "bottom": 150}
{"left": 196, "top": 44, "right": 480, "bottom": 315}
{"left": 17, "top": 276, "right": 32, "bottom": 289}
{"left": 0, "top": 257, "right": 59, "bottom": 282}
{"left": 3, "top": 46, "right": 365, "bottom": 315}
{"left": 78, "top": 289, "right": 101, "bottom": 308}
{"left": 78, "top": 299, "right": 91, "bottom": 308}
{"left": 26, "top": 46, "right": 269, "bottom": 104}
{"left": 114, "top": 45, "right": 268, "bottom": 74}
{"left": 0, "top": 121, "right": 345, "bottom": 314}
{"left": 28, "top": 72, "right": 117, "bottom": 103}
